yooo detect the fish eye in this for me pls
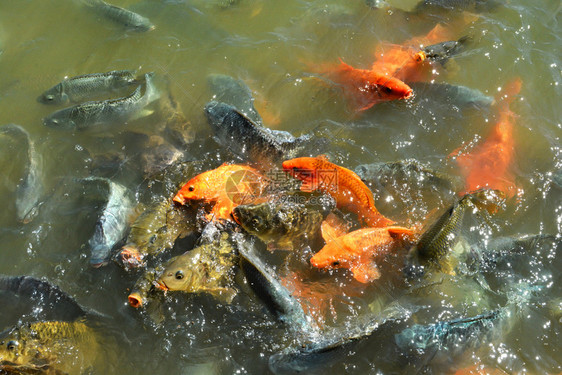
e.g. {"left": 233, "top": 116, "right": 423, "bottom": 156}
{"left": 45, "top": 95, "right": 54, "bottom": 101}
{"left": 251, "top": 217, "right": 261, "bottom": 227}
{"left": 175, "top": 271, "right": 184, "bottom": 280}
{"left": 331, "top": 261, "right": 340, "bottom": 266}
{"left": 383, "top": 86, "right": 393, "bottom": 94}
{"left": 188, "top": 186, "right": 195, "bottom": 192}
{"left": 7, "top": 341, "right": 18, "bottom": 351}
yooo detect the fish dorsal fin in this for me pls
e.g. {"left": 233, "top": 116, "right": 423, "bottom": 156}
{"left": 316, "top": 154, "right": 330, "bottom": 162}
{"left": 351, "top": 262, "right": 381, "bottom": 283}
{"left": 321, "top": 213, "right": 350, "bottom": 244}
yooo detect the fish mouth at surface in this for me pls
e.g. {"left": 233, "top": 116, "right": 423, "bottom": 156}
{"left": 128, "top": 293, "right": 144, "bottom": 308}
{"left": 155, "top": 280, "right": 169, "bottom": 292}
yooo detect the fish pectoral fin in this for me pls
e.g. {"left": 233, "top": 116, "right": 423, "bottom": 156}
{"left": 351, "top": 262, "right": 381, "bottom": 283}
{"left": 266, "top": 241, "right": 294, "bottom": 252}
{"left": 129, "top": 108, "right": 155, "bottom": 121}
{"left": 205, "top": 286, "right": 238, "bottom": 304}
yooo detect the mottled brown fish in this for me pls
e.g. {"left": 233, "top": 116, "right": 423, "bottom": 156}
{"left": 115, "top": 199, "right": 195, "bottom": 270}
{"left": 232, "top": 199, "right": 328, "bottom": 251}
{"left": 0, "top": 320, "right": 103, "bottom": 375}
{"left": 155, "top": 233, "right": 239, "bottom": 303}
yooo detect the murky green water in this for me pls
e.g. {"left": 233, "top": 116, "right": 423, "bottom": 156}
{"left": 0, "top": 0, "right": 561, "bottom": 374}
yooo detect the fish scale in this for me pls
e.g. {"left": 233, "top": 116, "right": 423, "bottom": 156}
{"left": 38, "top": 70, "right": 138, "bottom": 104}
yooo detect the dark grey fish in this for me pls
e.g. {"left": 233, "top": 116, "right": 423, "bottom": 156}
{"left": 234, "top": 233, "right": 312, "bottom": 334}
{"left": 409, "top": 82, "right": 494, "bottom": 109}
{"left": 206, "top": 75, "right": 303, "bottom": 143}
{"left": 355, "top": 160, "right": 462, "bottom": 194}
{"left": 415, "top": 0, "right": 502, "bottom": 13}
{"left": 0, "top": 275, "right": 87, "bottom": 323}
{"left": 83, "top": 177, "right": 134, "bottom": 267}
{"left": 395, "top": 283, "right": 534, "bottom": 368}
{"left": 0, "top": 124, "right": 42, "bottom": 223}
{"left": 205, "top": 101, "right": 313, "bottom": 168}
{"left": 422, "top": 36, "right": 470, "bottom": 63}
{"left": 43, "top": 72, "right": 159, "bottom": 129}
{"left": 85, "top": 0, "right": 154, "bottom": 31}
{"left": 269, "top": 300, "right": 412, "bottom": 374}
{"left": 38, "top": 70, "right": 138, "bottom": 104}
{"left": 464, "top": 234, "right": 561, "bottom": 292}
{"left": 207, "top": 74, "right": 262, "bottom": 125}
{"left": 395, "top": 310, "right": 502, "bottom": 361}
{"left": 354, "top": 160, "right": 462, "bottom": 220}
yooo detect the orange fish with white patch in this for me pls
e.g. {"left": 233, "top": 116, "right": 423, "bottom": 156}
{"left": 173, "top": 163, "right": 266, "bottom": 221}
{"left": 310, "top": 226, "right": 414, "bottom": 283}
{"left": 452, "top": 78, "right": 522, "bottom": 198}
{"left": 282, "top": 156, "right": 395, "bottom": 227}
{"left": 322, "top": 59, "right": 413, "bottom": 111}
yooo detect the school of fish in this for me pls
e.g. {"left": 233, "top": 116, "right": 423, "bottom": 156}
{"left": 0, "top": 0, "right": 560, "bottom": 374}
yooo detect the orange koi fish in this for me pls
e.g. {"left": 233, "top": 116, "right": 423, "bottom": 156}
{"left": 174, "top": 163, "right": 266, "bottom": 221}
{"left": 452, "top": 78, "right": 522, "bottom": 198}
{"left": 371, "top": 24, "right": 462, "bottom": 83}
{"left": 452, "top": 363, "right": 510, "bottom": 375}
{"left": 282, "top": 156, "right": 395, "bottom": 227}
{"left": 323, "top": 59, "right": 413, "bottom": 111}
{"left": 310, "top": 226, "right": 414, "bottom": 283}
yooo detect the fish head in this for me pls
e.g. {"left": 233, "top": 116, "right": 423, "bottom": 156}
{"left": 363, "top": 75, "right": 413, "bottom": 104}
{"left": 43, "top": 108, "right": 76, "bottom": 129}
{"left": 204, "top": 101, "right": 234, "bottom": 137}
{"left": 232, "top": 203, "right": 275, "bottom": 237}
{"left": 310, "top": 241, "right": 357, "bottom": 270}
{"left": 0, "top": 327, "right": 43, "bottom": 370}
{"left": 157, "top": 252, "right": 202, "bottom": 292}
{"left": 174, "top": 172, "right": 217, "bottom": 204}
{"left": 37, "top": 83, "right": 66, "bottom": 104}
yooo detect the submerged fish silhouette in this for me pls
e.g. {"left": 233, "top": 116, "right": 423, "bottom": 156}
{"left": 452, "top": 78, "right": 522, "bottom": 198}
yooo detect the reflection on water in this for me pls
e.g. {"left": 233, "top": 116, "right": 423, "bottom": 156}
{"left": 0, "top": 0, "right": 560, "bottom": 374}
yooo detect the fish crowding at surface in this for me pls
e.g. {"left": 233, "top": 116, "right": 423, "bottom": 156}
{"left": 283, "top": 155, "right": 395, "bottom": 227}
{"left": 311, "top": 226, "right": 414, "bottom": 283}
